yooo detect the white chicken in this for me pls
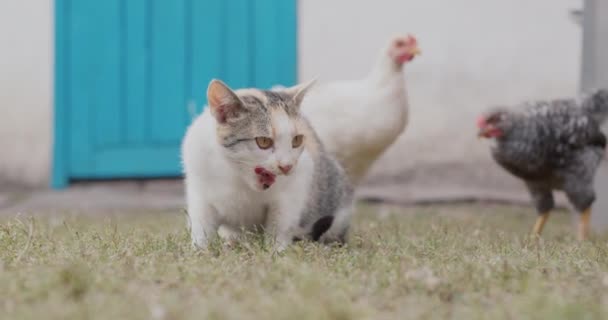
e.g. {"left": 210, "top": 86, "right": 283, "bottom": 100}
{"left": 301, "top": 35, "right": 420, "bottom": 185}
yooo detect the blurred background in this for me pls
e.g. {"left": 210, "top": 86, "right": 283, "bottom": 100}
{"left": 0, "top": 0, "right": 607, "bottom": 218}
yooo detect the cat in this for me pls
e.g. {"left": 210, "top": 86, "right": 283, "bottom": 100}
{"left": 181, "top": 79, "right": 353, "bottom": 251}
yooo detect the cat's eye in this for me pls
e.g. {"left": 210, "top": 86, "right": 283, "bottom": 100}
{"left": 292, "top": 134, "right": 304, "bottom": 148}
{"left": 255, "top": 137, "right": 274, "bottom": 149}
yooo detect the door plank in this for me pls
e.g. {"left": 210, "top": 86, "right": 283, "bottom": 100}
{"left": 275, "top": 0, "right": 297, "bottom": 86}
{"left": 252, "top": 0, "right": 279, "bottom": 89}
{"left": 190, "top": 0, "right": 222, "bottom": 117}
{"left": 222, "top": 0, "right": 251, "bottom": 89}
{"left": 125, "top": 0, "right": 147, "bottom": 144}
{"left": 149, "top": 0, "right": 187, "bottom": 144}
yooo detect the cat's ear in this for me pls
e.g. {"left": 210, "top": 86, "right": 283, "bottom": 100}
{"left": 284, "top": 79, "right": 316, "bottom": 107}
{"left": 207, "top": 79, "right": 246, "bottom": 124}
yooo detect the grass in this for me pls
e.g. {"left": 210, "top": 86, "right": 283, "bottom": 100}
{"left": 1, "top": 203, "right": 608, "bottom": 320}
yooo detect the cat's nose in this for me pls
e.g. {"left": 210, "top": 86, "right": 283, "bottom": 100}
{"left": 278, "top": 164, "right": 293, "bottom": 175}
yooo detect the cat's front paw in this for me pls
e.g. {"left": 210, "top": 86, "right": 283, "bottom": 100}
{"left": 271, "top": 236, "right": 292, "bottom": 253}
{"left": 191, "top": 234, "right": 209, "bottom": 250}
{"left": 190, "top": 221, "right": 219, "bottom": 250}
{"left": 272, "top": 243, "right": 288, "bottom": 254}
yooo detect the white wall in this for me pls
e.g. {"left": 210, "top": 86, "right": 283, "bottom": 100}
{"left": 298, "top": 0, "right": 583, "bottom": 182}
{"left": 0, "top": 1, "right": 53, "bottom": 187}
{"left": 0, "top": 0, "right": 583, "bottom": 188}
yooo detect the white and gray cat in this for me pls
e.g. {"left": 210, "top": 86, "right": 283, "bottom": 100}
{"left": 181, "top": 79, "right": 353, "bottom": 251}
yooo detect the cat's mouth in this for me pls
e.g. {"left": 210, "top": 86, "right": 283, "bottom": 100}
{"left": 254, "top": 167, "right": 276, "bottom": 190}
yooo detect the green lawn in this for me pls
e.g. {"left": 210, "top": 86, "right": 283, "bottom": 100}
{"left": 1, "top": 203, "right": 607, "bottom": 320}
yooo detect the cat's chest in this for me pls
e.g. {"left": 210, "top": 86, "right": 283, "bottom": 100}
{"left": 211, "top": 180, "right": 272, "bottom": 227}
{"left": 213, "top": 191, "right": 269, "bottom": 227}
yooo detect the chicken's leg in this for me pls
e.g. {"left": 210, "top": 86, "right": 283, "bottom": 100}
{"left": 532, "top": 212, "right": 550, "bottom": 236}
{"left": 578, "top": 208, "right": 591, "bottom": 241}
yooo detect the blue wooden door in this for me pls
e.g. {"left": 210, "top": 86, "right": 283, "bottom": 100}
{"left": 53, "top": 0, "right": 297, "bottom": 188}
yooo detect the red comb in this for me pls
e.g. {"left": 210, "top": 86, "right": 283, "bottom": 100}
{"left": 407, "top": 34, "right": 417, "bottom": 44}
{"left": 476, "top": 115, "right": 487, "bottom": 128}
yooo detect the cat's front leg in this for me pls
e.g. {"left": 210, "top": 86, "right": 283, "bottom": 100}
{"left": 187, "top": 198, "right": 220, "bottom": 249}
{"left": 190, "top": 216, "right": 219, "bottom": 249}
{"left": 217, "top": 225, "right": 242, "bottom": 248}
{"left": 265, "top": 204, "right": 302, "bottom": 252}
{"left": 272, "top": 230, "right": 294, "bottom": 253}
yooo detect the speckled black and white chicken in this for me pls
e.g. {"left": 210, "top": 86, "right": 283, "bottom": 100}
{"left": 477, "top": 89, "right": 608, "bottom": 240}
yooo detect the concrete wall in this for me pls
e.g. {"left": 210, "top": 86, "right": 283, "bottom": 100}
{"left": 581, "top": 0, "right": 608, "bottom": 230}
{"left": 0, "top": 0, "right": 583, "bottom": 189}
{"left": 581, "top": 0, "right": 608, "bottom": 90}
{"left": 299, "top": 0, "right": 583, "bottom": 185}
{"left": 0, "top": 1, "right": 53, "bottom": 187}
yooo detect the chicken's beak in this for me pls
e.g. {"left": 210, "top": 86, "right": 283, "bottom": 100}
{"left": 477, "top": 128, "right": 488, "bottom": 139}
{"left": 409, "top": 46, "right": 421, "bottom": 56}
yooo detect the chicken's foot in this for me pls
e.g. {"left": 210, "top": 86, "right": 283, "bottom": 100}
{"left": 578, "top": 208, "right": 591, "bottom": 241}
{"left": 532, "top": 212, "right": 550, "bottom": 236}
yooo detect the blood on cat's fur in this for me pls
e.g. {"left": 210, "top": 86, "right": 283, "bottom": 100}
{"left": 254, "top": 166, "right": 275, "bottom": 189}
